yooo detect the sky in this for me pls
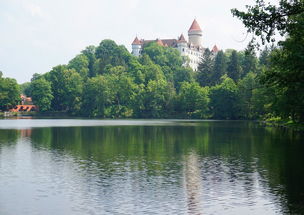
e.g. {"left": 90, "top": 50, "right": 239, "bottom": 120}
{"left": 0, "top": 0, "right": 257, "bottom": 83}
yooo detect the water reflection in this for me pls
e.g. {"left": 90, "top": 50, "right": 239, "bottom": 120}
{"left": 184, "top": 151, "right": 203, "bottom": 214}
{"left": 0, "top": 121, "right": 303, "bottom": 214}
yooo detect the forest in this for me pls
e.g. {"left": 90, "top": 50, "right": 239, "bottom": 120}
{"left": 0, "top": 0, "right": 303, "bottom": 123}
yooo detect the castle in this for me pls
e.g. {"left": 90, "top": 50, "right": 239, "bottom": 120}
{"left": 131, "top": 19, "right": 219, "bottom": 71}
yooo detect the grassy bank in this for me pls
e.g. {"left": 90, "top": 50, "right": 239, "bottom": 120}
{"left": 262, "top": 117, "right": 304, "bottom": 132}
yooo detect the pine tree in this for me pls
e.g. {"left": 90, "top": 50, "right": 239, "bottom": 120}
{"left": 211, "top": 51, "right": 226, "bottom": 85}
{"left": 241, "top": 48, "right": 257, "bottom": 77}
{"left": 227, "top": 50, "right": 242, "bottom": 82}
{"left": 197, "top": 48, "right": 214, "bottom": 86}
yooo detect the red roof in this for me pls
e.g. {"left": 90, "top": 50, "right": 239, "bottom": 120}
{"left": 156, "top": 39, "right": 164, "bottom": 46}
{"left": 212, "top": 45, "right": 219, "bottom": 52}
{"left": 140, "top": 39, "right": 178, "bottom": 47}
{"left": 177, "top": 34, "right": 187, "bottom": 43}
{"left": 188, "top": 19, "right": 202, "bottom": 32}
{"left": 132, "top": 36, "right": 141, "bottom": 45}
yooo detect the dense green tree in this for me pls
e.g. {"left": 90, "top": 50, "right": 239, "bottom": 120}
{"left": 261, "top": 37, "right": 304, "bottom": 121}
{"left": 241, "top": 48, "right": 258, "bottom": 77}
{"left": 0, "top": 72, "right": 20, "bottom": 110}
{"left": 173, "top": 67, "right": 194, "bottom": 91}
{"left": 258, "top": 46, "right": 271, "bottom": 67}
{"left": 68, "top": 54, "right": 89, "bottom": 78}
{"left": 103, "top": 66, "right": 138, "bottom": 117}
{"left": 30, "top": 78, "right": 53, "bottom": 112}
{"left": 232, "top": 0, "right": 304, "bottom": 122}
{"left": 140, "top": 54, "right": 165, "bottom": 84}
{"left": 81, "top": 46, "right": 97, "bottom": 77}
{"left": 210, "top": 76, "right": 240, "bottom": 119}
{"left": 227, "top": 50, "right": 242, "bottom": 82}
{"left": 95, "top": 40, "right": 131, "bottom": 73}
{"left": 127, "top": 57, "right": 145, "bottom": 84}
{"left": 142, "top": 42, "right": 184, "bottom": 83}
{"left": 251, "top": 85, "right": 274, "bottom": 118}
{"left": 177, "top": 82, "right": 209, "bottom": 118}
{"left": 20, "top": 82, "right": 31, "bottom": 96}
{"left": 46, "top": 66, "right": 83, "bottom": 113}
{"left": 143, "top": 79, "right": 175, "bottom": 118}
{"left": 238, "top": 72, "right": 257, "bottom": 118}
{"left": 82, "top": 75, "right": 113, "bottom": 117}
{"left": 197, "top": 48, "right": 214, "bottom": 86}
{"left": 142, "top": 42, "right": 183, "bottom": 70}
{"left": 211, "top": 50, "right": 226, "bottom": 85}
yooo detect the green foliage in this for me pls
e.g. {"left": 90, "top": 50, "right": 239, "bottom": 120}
{"left": 231, "top": 0, "right": 304, "bottom": 44}
{"left": 46, "top": 65, "right": 83, "bottom": 113}
{"left": 143, "top": 79, "right": 175, "bottom": 118}
{"left": 30, "top": 78, "right": 53, "bottom": 112}
{"left": 20, "top": 82, "right": 31, "bottom": 95}
{"left": 103, "top": 67, "right": 138, "bottom": 118}
{"left": 68, "top": 54, "right": 89, "bottom": 78}
{"left": 197, "top": 49, "right": 214, "bottom": 86}
{"left": 177, "top": 82, "right": 209, "bottom": 118}
{"left": 17, "top": 33, "right": 301, "bottom": 122}
{"left": 210, "top": 76, "right": 240, "bottom": 119}
{"left": 227, "top": 50, "right": 242, "bottom": 82}
{"left": 173, "top": 67, "right": 194, "bottom": 91}
{"left": 212, "top": 50, "right": 227, "bottom": 85}
{"left": 0, "top": 73, "right": 20, "bottom": 111}
{"left": 82, "top": 75, "right": 112, "bottom": 117}
{"left": 81, "top": 46, "right": 97, "bottom": 77}
{"left": 241, "top": 48, "right": 258, "bottom": 77}
{"left": 142, "top": 42, "right": 184, "bottom": 83}
{"left": 95, "top": 40, "right": 131, "bottom": 74}
{"left": 142, "top": 42, "right": 183, "bottom": 69}
{"left": 238, "top": 72, "right": 257, "bottom": 118}
{"left": 232, "top": 0, "right": 304, "bottom": 122}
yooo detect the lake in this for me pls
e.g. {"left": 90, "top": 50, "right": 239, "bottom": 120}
{"left": 0, "top": 119, "right": 303, "bottom": 214}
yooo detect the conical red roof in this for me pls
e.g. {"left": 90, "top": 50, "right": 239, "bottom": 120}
{"left": 132, "top": 36, "right": 141, "bottom": 45}
{"left": 177, "top": 34, "right": 187, "bottom": 43}
{"left": 188, "top": 19, "right": 202, "bottom": 32}
{"left": 212, "top": 45, "right": 219, "bottom": 52}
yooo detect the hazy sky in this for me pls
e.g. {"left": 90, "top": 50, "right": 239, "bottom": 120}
{"left": 0, "top": 0, "right": 256, "bottom": 83}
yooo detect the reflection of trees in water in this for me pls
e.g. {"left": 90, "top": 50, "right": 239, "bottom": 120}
{"left": 25, "top": 122, "right": 304, "bottom": 214}
{"left": 0, "top": 129, "right": 20, "bottom": 145}
{"left": 184, "top": 151, "right": 203, "bottom": 215}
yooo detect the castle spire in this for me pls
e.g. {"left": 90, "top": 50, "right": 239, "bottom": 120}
{"left": 188, "top": 19, "right": 203, "bottom": 47}
{"left": 178, "top": 34, "right": 187, "bottom": 43}
{"left": 188, "top": 19, "right": 202, "bottom": 32}
{"left": 132, "top": 36, "right": 141, "bottom": 45}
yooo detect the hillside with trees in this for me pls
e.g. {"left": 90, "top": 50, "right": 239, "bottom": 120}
{"left": 15, "top": 39, "right": 270, "bottom": 120}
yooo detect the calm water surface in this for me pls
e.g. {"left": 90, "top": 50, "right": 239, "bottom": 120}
{"left": 0, "top": 119, "right": 303, "bottom": 215}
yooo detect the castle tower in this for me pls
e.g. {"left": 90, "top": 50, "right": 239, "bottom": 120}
{"left": 188, "top": 19, "right": 202, "bottom": 47}
{"left": 177, "top": 34, "right": 188, "bottom": 54}
{"left": 131, "top": 36, "right": 142, "bottom": 57}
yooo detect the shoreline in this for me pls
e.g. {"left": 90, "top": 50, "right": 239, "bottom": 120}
{"left": 1, "top": 112, "right": 303, "bottom": 132}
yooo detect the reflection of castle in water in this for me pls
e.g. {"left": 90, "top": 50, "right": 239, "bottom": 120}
{"left": 183, "top": 151, "right": 203, "bottom": 214}
{"left": 20, "top": 129, "right": 32, "bottom": 138}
